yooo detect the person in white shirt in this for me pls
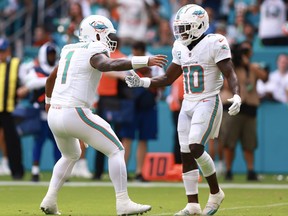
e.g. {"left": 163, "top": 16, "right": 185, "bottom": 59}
{"left": 125, "top": 4, "right": 241, "bottom": 216}
{"left": 258, "top": 0, "right": 288, "bottom": 46}
{"left": 257, "top": 53, "right": 288, "bottom": 103}
{"left": 41, "top": 14, "right": 167, "bottom": 215}
{"left": 111, "top": 0, "right": 149, "bottom": 46}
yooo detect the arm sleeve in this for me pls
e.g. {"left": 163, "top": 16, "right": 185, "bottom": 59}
{"left": 89, "top": 42, "right": 110, "bottom": 58}
{"left": 213, "top": 35, "right": 232, "bottom": 63}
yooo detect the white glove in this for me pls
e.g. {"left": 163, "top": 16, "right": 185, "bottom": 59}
{"left": 227, "top": 94, "right": 241, "bottom": 116}
{"left": 125, "top": 71, "right": 151, "bottom": 88}
{"left": 125, "top": 71, "right": 143, "bottom": 87}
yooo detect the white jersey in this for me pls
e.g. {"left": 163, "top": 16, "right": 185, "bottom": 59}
{"left": 51, "top": 41, "right": 110, "bottom": 108}
{"left": 259, "top": 0, "right": 287, "bottom": 38}
{"left": 117, "top": 0, "right": 148, "bottom": 41}
{"left": 172, "top": 34, "right": 231, "bottom": 101}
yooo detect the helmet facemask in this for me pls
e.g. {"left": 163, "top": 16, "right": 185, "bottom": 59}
{"left": 106, "top": 33, "right": 117, "bottom": 52}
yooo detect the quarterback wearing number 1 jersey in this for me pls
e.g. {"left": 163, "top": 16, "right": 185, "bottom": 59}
{"left": 40, "top": 14, "right": 169, "bottom": 216}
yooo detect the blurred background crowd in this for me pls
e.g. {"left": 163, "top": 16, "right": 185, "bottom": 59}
{"left": 0, "top": 0, "right": 288, "bottom": 54}
{"left": 0, "top": 0, "right": 288, "bottom": 182}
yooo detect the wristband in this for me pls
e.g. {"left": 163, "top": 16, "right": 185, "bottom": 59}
{"left": 141, "top": 77, "right": 151, "bottom": 88}
{"left": 131, "top": 56, "right": 149, "bottom": 69}
{"left": 45, "top": 96, "right": 51, "bottom": 104}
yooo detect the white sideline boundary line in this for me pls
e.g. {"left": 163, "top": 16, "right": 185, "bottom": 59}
{"left": 148, "top": 203, "right": 288, "bottom": 216}
{"left": 219, "top": 202, "right": 288, "bottom": 211}
{"left": 1, "top": 181, "right": 288, "bottom": 189}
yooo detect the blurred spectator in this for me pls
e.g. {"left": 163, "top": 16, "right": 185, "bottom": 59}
{"left": 0, "top": 37, "right": 25, "bottom": 180}
{"left": 110, "top": 0, "right": 150, "bottom": 46}
{"left": 73, "top": 0, "right": 91, "bottom": 17}
{"left": 0, "top": 0, "right": 19, "bottom": 37}
{"left": 258, "top": 0, "right": 288, "bottom": 46}
{"left": 32, "top": 25, "right": 52, "bottom": 47}
{"left": 157, "top": 18, "right": 174, "bottom": 46}
{"left": 242, "top": 21, "right": 256, "bottom": 44}
{"left": 93, "top": 35, "right": 128, "bottom": 180}
{"left": 223, "top": 41, "right": 268, "bottom": 181}
{"left": 20, "top": 42, "right": 61, "bottom": 181}
{"left": 202, "top": 0, "right": 222, "bottom": 18}
{"left": 227, "top": 11, "right": 256, "bottom": 44}
{"left": 219, "top": 0, "right": 231, "bottom": 20}
{"left": 166, "top": 75, "right": 184, "bottom": 165}
{"left": 90, "top": 0, "right": 111, "bottom": 18}
{"left": 0, "top": 0, "right": 18, "bottom": 16}
{"left": 120, "top": 41, "right": 165, "bottom": 181}
{"left": 145, "top": 0, "right": 171, "bottom": 46}
{"left": 227, "top": 0, "right": 258, "bottom": 26}
{"left": 284, "top": 71, "right": 288, "bottom": 101}
{"left": 43, "top": 0, "right": 61, "bottom": 33}
{"left": 66, "top": 1, "right": 85, "bottom": 44}
{"left": 257, "top": 53, "right": 288, "bottom": 103}
{"left": 205, "top": 7, "right": 217, "bottom": 34}
{"left": 55, "top": 1, "right": 85, "bottom": 47}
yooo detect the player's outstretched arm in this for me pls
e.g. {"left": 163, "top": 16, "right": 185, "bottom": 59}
{"left": 147, "top": 55, "right": 168, "bottom": 68}
{"left": 125, "top": 62, "right": 182, "bottom": 88}
{"left": 90, "top": 53, "right": 167, "bottom": 72}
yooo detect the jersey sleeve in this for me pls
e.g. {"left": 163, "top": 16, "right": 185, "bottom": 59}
{"left": 213, "top": 34, "right": 231, "bottom": 63}
{"left": 171, "top": 41, "right": 181, "bottom": 66}
{"left": 88, "top": 42, "right": 110, "bottom": 58}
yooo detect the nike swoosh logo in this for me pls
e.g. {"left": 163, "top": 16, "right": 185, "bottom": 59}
{"left": 219, "top": 38, "right": 224, "bottom": 42}
{"left": 203, "top": 99, "right": 210, "bottom": 102}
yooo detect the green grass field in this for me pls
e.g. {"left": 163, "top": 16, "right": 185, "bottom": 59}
{"left": 1, "top": 173, "right": 288, "bottom": 216}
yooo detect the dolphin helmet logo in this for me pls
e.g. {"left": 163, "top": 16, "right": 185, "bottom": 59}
{"left": 192, "top": 10, "right": 205, "bottom": 18}
{"left": 89, "top": 21, "right": 108, "bottom": 32}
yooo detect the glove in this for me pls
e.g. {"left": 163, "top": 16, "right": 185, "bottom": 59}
{"left": 227, "top": 94, "right": 241, "bottom": 116}
{"left": 125, "top": 72, "right": 143, "bottom": 87}
{"left": 125, "top": 70, "right": 151, "bottom": 88}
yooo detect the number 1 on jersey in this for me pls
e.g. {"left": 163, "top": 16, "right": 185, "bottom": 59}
{"left": 61, "top": 51, "right": 74, "bottom": 84}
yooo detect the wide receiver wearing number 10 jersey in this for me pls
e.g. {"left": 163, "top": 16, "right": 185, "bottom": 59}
{"left": 125, "top": 4, "right": 241, "bottom": 216}
{"left": 172, "top": 33, "right": 230, "bottom": 149}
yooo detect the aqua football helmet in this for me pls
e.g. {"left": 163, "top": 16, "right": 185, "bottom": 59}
{"left": 79, "top": 15, "right": 117, "bottom": 52}
{"left": 173, "top": 4, "right": 209, "bottom": 46}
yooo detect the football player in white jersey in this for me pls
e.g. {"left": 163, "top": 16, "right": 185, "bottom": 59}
{"left": 40, "top": 15, "right": 167, "bottom": 216}
{"left": 125, "top": 4, "right": 241, "bottom": 216}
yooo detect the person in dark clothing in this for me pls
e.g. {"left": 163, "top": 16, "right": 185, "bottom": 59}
{"left": 0, "top": 37, "right": 24, "bottom": 180}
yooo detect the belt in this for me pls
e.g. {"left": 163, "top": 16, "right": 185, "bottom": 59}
{"left": 51, "top": 104, "right": 73, "bottom": 109}
{"left": 51, "top": 104, "right": 87, "bottom": 109}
